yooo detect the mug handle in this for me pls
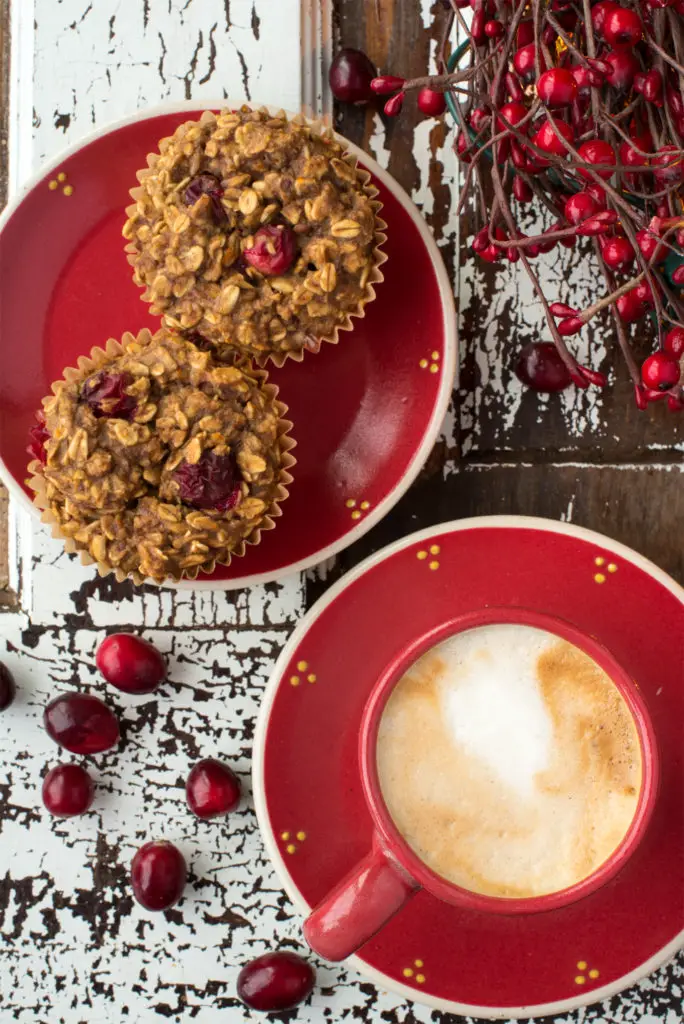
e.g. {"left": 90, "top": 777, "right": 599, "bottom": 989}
{"left": 303, "top": 838, "right": 419, "bottom": 961}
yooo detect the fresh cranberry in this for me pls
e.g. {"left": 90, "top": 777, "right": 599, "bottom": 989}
{"left": 44, "top": 694, "right": 120, "bottom": 755}
{"left": 617, "top": 290, "right": 648, "bottom": 322}
{"left": 601, "top": 235, "right": 635, "bottom": 271}
{"left": 636, "top": 228, "right": 665, "bottom": 262}
{"left": 237, "top": 951, "right": 315, "bottom": 1013}
{"left": 577, "top": 140, "right": 616, "bottom": 180}
{"left": 664, "top": 327, "right": 684, "bottom": 360}
{"left": 591, "top": 0, "right": 619, "bottom": 33}
{"left": 604, "top": 49, "right": 640, "bottom": 90}
{"left": 131, "top": 841, "right": 187, "bottom": 911}
{"left": 497, "top": 101, "right": 528, "bottom": 130}
{"left": 243, "top": 225, "right": 297, "bottom": 276}
{"left": 383, "top": 91, "right": 405, "bottom": 116}
{"left": 517, "top": 19, "right": 535, "bottom": 47}
{"left": 564, "top": 191, "right": 599, "bottom": 224}
{"left": 0, "top": 662, "right": 16, "bottom": 711}
{"left": 620, "top": 136, "right": 651, "bottom": 189}
{"left": 174, "top": 450, "right": 242, "bottom": 512}
{"left": 515, "top": 342, "right": 572, "bottom": 392}
{"left": 636, "top": 68, "right": 663, "bottom": 105}
{"left": 585, "top": 182, "right": 608, "bottom": 208}
{"left": 513, "top": 44, "right": 546, "bottom": 83}
{"left": 641, "top": 352, "right": 681, "bottom": 390}
{"left": 537, "top": 68, "right": 577, "bottom": 107}
{"left": 42, "top": 764, "right": 94, "bottom": 817}
{"left": 96, "top": 634, "right": 166, "bottom": 695}
{"left": 456, "top": 132, "right": 472, "bottom": 162}
{"left": 603, "top": 6, "right": 643, "bottom": 46}
{"left": 652, "top": 146, "right": 684, "bottom": 187}
{"left": 328, "top": 49, "right": 376, "bottom": 104}
{"left": 513, "top": 176, "right": 533, "bottom": 203}
{"left": 186, "top": 759, "right": 241, "bottom": 819}
{"left": 81, "top": 372, "right": 137, "bottom": 420}
{"left": 532, "top": 118, "right": 573, "bottom": 157}
{"left": 469, "top": 107, "right": 489, "bottom": 132}
{"left": 27, "top": 410, "right": 50, "bottom": 464}
{"left": 484, "top": 18, "right": 504, "bottom": 37}
{"left": 672, "top": 266, "right": 684, "bottom": 286}
{"left": 184, "top": 173, "right": 225, "bottom": 221}
{"left": 634, "top": 277, "right": 660, "bottom": 307}
{"left": 370, "top": 75, "right": 406, "bottom": 95}
{"left": 417, "top": 87, "right": 446, "bottom": 116}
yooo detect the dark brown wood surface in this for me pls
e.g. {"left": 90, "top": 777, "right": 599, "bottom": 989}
{"left": 326, "top": 0, "right": 684, "bottom": 602}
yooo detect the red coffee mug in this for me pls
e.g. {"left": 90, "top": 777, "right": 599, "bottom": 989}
{"left": 303, "top": 608, "right": 659, "bottom": 962}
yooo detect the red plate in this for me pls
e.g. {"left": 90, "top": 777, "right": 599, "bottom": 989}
{"left": 253, "top": 516, "right": 684, "bottom": 1018}
{"left": 0, "top": 102, "right": 455, "bottom": 589}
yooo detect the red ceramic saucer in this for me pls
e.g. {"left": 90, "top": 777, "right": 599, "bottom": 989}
{"left": 253, "top": 516, "right": 684, "bottom": 1018}
{"left": 0, "top": 102, "right": 455, "bottom": 590}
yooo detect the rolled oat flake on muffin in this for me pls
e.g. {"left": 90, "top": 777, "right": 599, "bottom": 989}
{"left": 28, "top": 328, "right": 295, "bottom": 584}
{"left": 124, "top": 106, "right": 386, "bottom": 365}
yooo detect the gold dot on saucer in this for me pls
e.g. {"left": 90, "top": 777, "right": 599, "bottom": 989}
{"left": 415, "top": 973, "right": 426, "bottom": 984}
{"left": 360, "top": 501, "right": 370, "bottom": 510}
{"left": 594, "top": 573, "right": 606, "bottom": 584}
{"left": 307, "top": 674, "right": 316, "bottom": 683}
{"left": 419, "top": 359, "right": 428, "bottom": 369}
{"left": 431, "top": 351, "right": 439, "bottom": 360}
{"left": 575, "top": 975, "right": 586, "bottom": 985}
{"left": 402, "top": 968, "right": 413, "bottom": 978}
{"left": 351, "top": 510, "right": 361, "bottom": 520}
{"left": 289, "top": 675, "right": 300, "bottom": 687}
{"left": 577, "top": 961, "right": 587, "bottom": 971}
{"left": 296, "top": 831, "right": 307, "bottom": 841}
{"left": 48, "top": 179, "right": 58, "bottom": 190}
{"left": 345, "top": 499, "right": 356, "bottom": 508}
{"left": 286, "top": 844, "right": 296, "bottom": 854}
{"left": 589, "top": 969, "right": 599, "bottom": 979}
{"left": 57, "top": 171, "right": 67, "bottom": 182}
{"left": 297, "top": 661, "right": 308, "bottom": 671}
{"left": 429, "top": 545, "right": 440, "bottom": 555}
{"left": 414, "top": 959, "right": 423, "bottom": 968}
{"left": 63, "top": 185, "right": 74, "bottom": 196}
{"left": 417, "top": 550, "right": 427, "bottom": 560}
{"left": 607, "top": 563, "right": 617, "bottom": 573}
{"left": 429, "top": 363, "right": 439, "bottom": 373}
{"left": 429, "top": 561, "right": 440, "bottom": 570}
{"left": 281, "top": 831, "right": 290, "bottom": 841}
{"left": 594, "top": 557, "right": 605, "bottom": 567}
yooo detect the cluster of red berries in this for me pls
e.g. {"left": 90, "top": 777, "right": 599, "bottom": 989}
{"left": 0, "top": 641, "right": 315, "bottom": 1013}
{"left": 328, "top": 49, "right": 448, "bottom": 119}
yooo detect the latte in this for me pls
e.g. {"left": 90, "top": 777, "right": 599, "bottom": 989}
{"left": 376, "top": 623, "right": 642, "bottom": 898}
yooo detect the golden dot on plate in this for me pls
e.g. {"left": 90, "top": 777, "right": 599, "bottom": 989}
{"left": 286, "top": 844, "right": 297, "bottom": 854}
{"left": 594, "top": 557, "right": 605, "bottom": 567}
{"left": 297, "top": 661, "right": 308, "bottom": 671}
{"left": 594, "top": 573, "right": 606, "bottom": 584}
{"left": 416, "top": 974, "right": 426, "bottom": 984}
{"left": 588, "top": 969, "right": 599, "bottom": 980}
{"left": 429, "top": 561, "right": 440, "bottom": 571}
{"left": 281, "top": 831, "right": 290, "bottom": 841}
{"left": 290, "top": 675, "right": 300, "bottom": 687}
{"left": 48, "top": 179, "right": 58, "bottom": 190}
{"left": 419, "top": 359, "right": 428, "bottom": 369}
{"left": 414, "top": 959, "right": 424, "bottom": 968}
{"left": 360, "top": 501, "right": 370, "bottom": 510}
{"left": 296, "top": 831, "right": 306, "bottom": 841}
{"left": 431, "top": 351, "right": 439, "bottom": 360}
{"left": 607, "top": 563, "right": 617, "bottom": 573}
{"left": 577, "top": 961, "right": 587, "bottom": 971}
{"left": 417, "top": 550, "right": 428, "bottom": 560}
{"left": 63, "top": 185, "right": 74, "bottom": 196}
{"left": 429, "top": 363, "right": 439, "bottom": 373}
{"left": 307, "top": 673, "right": 317, "bottom": 683}
{"left": 351, "top": 510, "right": 362, "bottom": 520}
{"left": 575, "top": 976, "right": 586, "bottom": 986}
{"left": 429, "top": 545, "right": 440, "bottom": 555}
{"left": 57, "top": 171, "right": 67, "bottom": 182}
{"left": 345, "top": 499, "right": 356, "bottom": 508}
{"left": 402, "top": 968, "right": 413, "bottom": 978}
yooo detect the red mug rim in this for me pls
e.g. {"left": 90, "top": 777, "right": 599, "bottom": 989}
{"left": 359, "top": 606, "right": 660, "bottom": 915}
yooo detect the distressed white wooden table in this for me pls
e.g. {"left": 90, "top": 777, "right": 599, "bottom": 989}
{"left": 0, "top": 2, "right": 682, "bottom": 1022}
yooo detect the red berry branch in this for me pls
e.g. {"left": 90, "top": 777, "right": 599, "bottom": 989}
{"left": 362, "top": 0, "right": 684, "bottom": 408}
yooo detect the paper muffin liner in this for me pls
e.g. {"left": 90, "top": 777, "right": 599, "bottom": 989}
{"left": 27, "top": 328, "right": 296, "bottom": 587}
{"left": 124, "top": 105, "right": 387, "bottom": 368}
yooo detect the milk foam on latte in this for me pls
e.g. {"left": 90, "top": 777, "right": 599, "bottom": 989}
{"left": 376, "top": 624, "right": 642, "bottom": 898}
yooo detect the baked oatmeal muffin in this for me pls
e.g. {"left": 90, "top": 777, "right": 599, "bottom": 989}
{"left": 28, "top": 328, "right": 295, "bottom": 584}
{"left": 123, "top": 107, "right": 386, "bottom": 365}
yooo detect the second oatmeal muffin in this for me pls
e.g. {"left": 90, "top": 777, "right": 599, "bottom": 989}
{"left": 123, "top": 106, "right": 386, "bottom": 365}
{"left": 28, "top": 328, "right": 295, "bottom": 584}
